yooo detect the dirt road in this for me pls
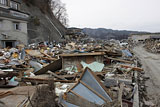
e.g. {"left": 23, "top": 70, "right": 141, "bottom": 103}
{"left": 133, "top": 45, "right": 160, "bottom": 106}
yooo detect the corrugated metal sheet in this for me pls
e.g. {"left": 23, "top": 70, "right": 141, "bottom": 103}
{"left": 81, "top": 69, "right": 112, "bottom": 101}
{"left": 67, "top": 68, "right": 112, "bottom": 105}
{"left": 72, "top": 83, "right": 105, "bottom": 105}
{"left": 59, "top": 97, "right": 79, "bottom": 107}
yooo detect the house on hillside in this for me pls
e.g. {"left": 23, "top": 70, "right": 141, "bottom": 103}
{"left": 0, "top": 0, "right": 29, "bottom": 48}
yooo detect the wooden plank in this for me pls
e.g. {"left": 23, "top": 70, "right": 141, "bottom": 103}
{"left": 106, "top": 57, "right": 133, "bottom": 64}
{"left": 86, "top": 56, "right": 95, "bottom": 64}
{"left": 60, "top": 52, "right": 105, "bottom": 57}
{"left": 47, "top": 71, "right": 66, "bottom": 80}
{"left": 0, "top": 91, "right": 13, "bottom": 99}
{"left": 58, "top": 74, "right": 80, "bottom": 79}
{"left": 34, "top": 59, "right": 62, "bottom": 75}
{"left": 36, "top": 56, "right": 57, "bottom": 61}
{"left": 76, "top": 57, "right": 83, "bottom": 72}
{"left": 40, "top": 51, "right": 52, "bottom": 58}
{"left": 16, "top": 77, "right": 76, "bottom": 84}
{"left": 120, "top": 65, "right": 143, "bottom": 72}
{"left": 65, "top": 93, "right": 100, "bottom": 107}
{"left": 0, "top": 72, "right": 19, "bottom": 78}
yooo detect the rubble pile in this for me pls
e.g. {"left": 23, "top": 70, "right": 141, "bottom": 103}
{"left": 144, "top": 39, "right": 160, "bottom": 53}
{"left": 0, "top": 30, "right": 148, "bottom": 107}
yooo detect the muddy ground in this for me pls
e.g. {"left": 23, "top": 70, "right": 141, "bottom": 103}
{"left": 134, "top": 45, "right": 160, "bottom": 106}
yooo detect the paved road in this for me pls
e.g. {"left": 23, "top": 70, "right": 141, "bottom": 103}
{"left": 133, "top": 45, "right": 160, "bottom": 105}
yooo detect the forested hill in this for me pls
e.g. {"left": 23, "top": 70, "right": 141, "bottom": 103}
{"left": 82, "top": 28, "right": 148, "bottom": 40}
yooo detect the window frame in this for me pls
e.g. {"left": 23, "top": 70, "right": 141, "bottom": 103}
{"left": 0, "top": 20, "right": 2, "bottom": 28}
{"left": 10, "top": 1, "right": 19, "bottom": 10}
{"left": 0, "top": 0, "right": 7, "bottom": 6}
{"left": 13, "top": 22, "right": 21, "bottom": 31}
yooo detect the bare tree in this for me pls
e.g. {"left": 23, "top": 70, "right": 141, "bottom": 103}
{"left": 50, "top": 0, "right": 69, "bottom": 27}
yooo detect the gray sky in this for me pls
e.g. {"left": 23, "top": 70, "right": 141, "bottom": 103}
{"left": 61, "top": 0, "right": 160, "bottom": 32}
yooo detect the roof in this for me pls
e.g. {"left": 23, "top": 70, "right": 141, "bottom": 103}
{"left": 11, "top": 0, "right": 22, "bottom": 3}
{"left": 131, "top": 33, "right": 160, "bottom": 36}
{"left": 60, "top": 52, "right": 105, "bottom": 57}
{"left": 150, "top": 35, "right": 160, "bottom": 39}
{"left": 0, "top": 7, "right": 29, "bottom": 21}
{"left": 1, "top": 39, "right": 17, "bottom": 41}
{"left": 67, "top": 68, "right": 112, "bottom": 105}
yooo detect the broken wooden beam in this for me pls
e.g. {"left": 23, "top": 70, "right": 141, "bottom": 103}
{"left": 106, "top": 57, "right": 134, "bottom": 64}
{"left": 63, "top": 93, "right": 100, "bottom": 107}
{"left": 120, "top": 65, "right": 143, "bottom": 72}
{"left": 40, "top": 51, "right": 52, "bottom": 58}
{"left": 0, "top": 72, "right": 19, "bottom": 78}
{"left": 34, "top": 59, "right": 62, "bottom": 75}
{"left": 16, "top": 77, "right": 76, "bottom": 84}
{"left": 118, "top": 83, "right": 125, "bottom": 107}
{"left": 36, "top": 56, "right": 57, "bottom": 61}
{"left": 0, "top": 91, "right": 14, "bottom": 99}
{"left": 47, "top": 71, "right": 66, "bottom": 80}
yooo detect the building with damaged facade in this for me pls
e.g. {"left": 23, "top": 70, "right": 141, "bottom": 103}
{"left": 130, "top": 33, "right": 160, "bottom": 43}
{"left": 0, "top": 0, "right": 29, "bottom": 48}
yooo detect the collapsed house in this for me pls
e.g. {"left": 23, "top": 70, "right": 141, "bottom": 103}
{"left": 0, "top": 31, "right": 149, "bottom": 107}
{"left": 60, "top": 52, "right": 105, "bottom": 72}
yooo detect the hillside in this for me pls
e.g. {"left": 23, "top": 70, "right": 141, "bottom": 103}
{"left": 21, "top": 0, "right": 66, "bottom": 43}
{"left": 82, "top": 28, "right": 148, "bottom": 40}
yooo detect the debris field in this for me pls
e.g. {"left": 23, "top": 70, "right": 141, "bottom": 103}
{"left": 0, "top": 30, "right": 151, "bottom": 107}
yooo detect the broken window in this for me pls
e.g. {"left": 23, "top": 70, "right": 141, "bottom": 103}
{"left": 5, "top": 41, "right": 13, "bottom": 48}
{"left": 0, "top": 0, "right": 7, "bottom": 5}
{"left": 0, "top": 20, "right": 2, "bottom": 28}
{"left": 13, "top": 22, "right": 20, "bottom": 30}
{"left": 10, "top": 1, "right": 19, "bottom": 10}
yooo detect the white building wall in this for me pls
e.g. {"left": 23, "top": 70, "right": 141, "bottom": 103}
{"left": 131, "top": 35, "right": 150, "bottom": 43}
{"left": 0, "top": 18, "right": 28, "bottom": 46}
{"left": 20, "top": 22, "right": 27, "bottom": 34}
{"left": 2, "top": 20, "right": 13, "bottom": 31}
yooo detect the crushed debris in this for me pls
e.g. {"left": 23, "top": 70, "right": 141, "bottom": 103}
{"left": 0, "top": 29, "right": 151, "bottom": 107}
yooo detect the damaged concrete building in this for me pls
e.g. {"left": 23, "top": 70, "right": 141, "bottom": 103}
{"left": 0, "top": 0, "right": 29, "bottom": 48}
{"left": 130, "top": 33, "right": 160, "bottom": 43}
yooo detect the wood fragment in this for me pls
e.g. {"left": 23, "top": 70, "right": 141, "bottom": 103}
{"left": 120, "top": 65, "right": 143, "bottom": 72}
{"left": 64, "top": 93, "right": 100, "bottom": 107}
{"left": 15, "top": 77, "right": 76, "bottom": 84}
{"left": 40, "top": 51, "right": 52, "bottom": 58}
{"left": 118, "top": 82, "right": 125, "bottom": 107}
{"left": 47, "top": 71, "right": 66, "bottom": 80}
{"left": 106, "top": 57, "right": 133, "bottom": 64}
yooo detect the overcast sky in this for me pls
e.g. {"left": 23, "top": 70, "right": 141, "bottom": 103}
{"left": 61, "top": 0, "right": 160, "bottom": 32}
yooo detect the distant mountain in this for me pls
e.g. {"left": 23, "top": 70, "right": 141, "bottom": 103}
{"left": 82, "top": 28, "right": 148, "bottom": 40}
